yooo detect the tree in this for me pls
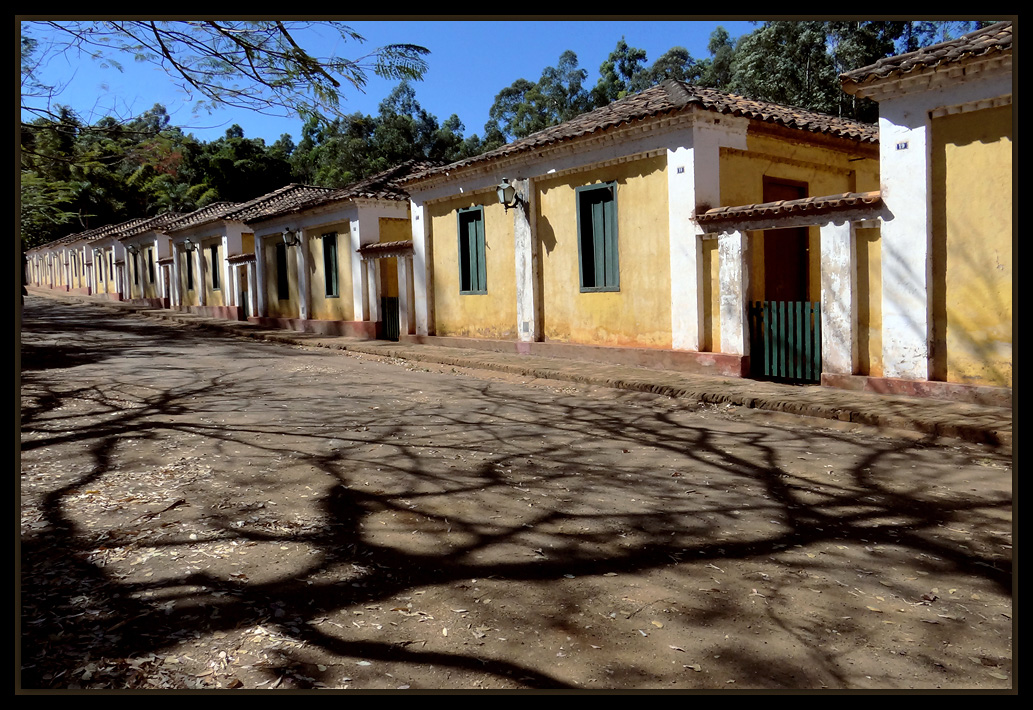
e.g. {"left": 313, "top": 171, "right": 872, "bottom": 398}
{"left": 698, "top": 26, "right": 737, "bottom": 90}
{"left": 638, "top": 47, "right": 704, "bottom": 90}
{"left": 721, "top": 20, "right": 993, "bottom": 122}
{"left": 485, "top": 51, "right": 592, "bottom": 143}
{"left": 592, "top": 38, "right": 648, "bottom": 106}
{"left": 20, "top": 20, "right": 430, "bottom": 128}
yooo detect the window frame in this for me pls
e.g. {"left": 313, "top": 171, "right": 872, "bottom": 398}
{"left": 209, "top": 244, "right": 221, "bottom": 290}
{"left": 275, "top": 241, "right": 290, "bottom": 300}
{"left": 576, "top": 181, "right": 620, "bottom": 293}
{"left": 457, "top": 205, "right": 487, "bottom": 295}
{"left": 322, "top": 233, "right": 339, "bottom": 298}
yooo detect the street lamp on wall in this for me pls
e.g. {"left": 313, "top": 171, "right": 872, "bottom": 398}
{"left": 183, "top": 238, "right": 196, "bottom": 252}
{"left": 282, "top": 228, "right": 300, "bottom": 247}
{"left": 496, "top": 178, "right": 523, "bottom": 212}
{"left": 126, "top": 244, "right": 139, "bottom": 255}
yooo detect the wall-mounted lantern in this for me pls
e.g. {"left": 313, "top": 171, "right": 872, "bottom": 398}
{"left": 126, "top": 244, "right": 139, "bottom": 255}
{"left": 282, "top": 228, "right": 300, "bottom": 247}
{"left": 183, "top": 238, "right": 196, "bottom": 252}
{"left": 496, "top": 178, "right": 523, "bottom": 212}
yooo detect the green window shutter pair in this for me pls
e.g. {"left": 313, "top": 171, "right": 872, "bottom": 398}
{"left": 458, "top": 206, "right": 487, "bottom": 294}
{"left": 210, "top": 245, "right": 220, "bottom": 290}
{"left": 276, "top": 242, "right": 289, "bottom": 300}
{"left": 323, "top": 233, "right": 339, "bottom": 297}
{"left": 576, "top": 182, "right": 619, "bottom": 291}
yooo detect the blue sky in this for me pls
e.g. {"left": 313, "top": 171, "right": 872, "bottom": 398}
{"left": 20, "top": 18, "right": 760, "bottom": 145}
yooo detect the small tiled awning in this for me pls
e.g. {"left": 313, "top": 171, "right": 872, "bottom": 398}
{"left": 357, "top": 240, "right": 414, "bottom": 259}
{"left": 696, "top": 191, "right": 882, "bottom": 233}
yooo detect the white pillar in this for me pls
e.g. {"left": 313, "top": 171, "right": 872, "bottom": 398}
{"left": 254, "top": 239, "right": 267, "bottom": 317}
{"left": 513, "top": 178, "right": 540, "bottom": 342}
{"left": 366, "top": 259, "right": 380, "bottom": 323}
{"left": 879, "top": 107, "right": 931, "bottom": 380}
{"left": 122, "top": 249, "right": 132, "bottom": 299}
{"left": 717, "top": 230, "right": 750, "bottom": 357}
{"left": 410, "top": 200, "right": 432, "bottom": 335}
{"left": 349, "top": 218, "right": 365, "bottom": 320}
{"left": 668, "top": 145, "right": 704, "bottom": 351}
{"left": 397, "top": 255, "right": 415, "bottom": 335}
{"left": 819, "top": 220, "right": 858, "bottom": 375}
{"left": 296, "top": 233, "right": 310, "bottom": 321}
{"left": 221, "top": 236, "right": 230, "bottom": 306}
{"left": 243, "top": 259, "right": 256, "bottom": 318}
{"left": 197, "top": 244, "right": 207, "bottom": 307}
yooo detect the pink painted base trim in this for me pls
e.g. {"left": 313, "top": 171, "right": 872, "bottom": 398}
{"left": 398, "top": 334, "right": 749, "bottom": 377}
{"left": 821, "top": 373, "right": 1011, "bottom": 408}
{"left": 248, "top": 317, "right": 378, "bottom": 339}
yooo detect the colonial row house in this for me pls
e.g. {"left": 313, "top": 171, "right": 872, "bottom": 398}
{"left": 27, "top": 216, "right": 154, "bottom": 300}
{"left": 838, "top": 20, "right": 1012, "bottom": 399}
{"left": 25, "top": 23, "right": 1011, "bottom": 404}
{"left": 393, "top": 23, "right": 1011, "bottom": 404}
{"left": 397, "top": 79, "right": 882, "bottom": 384}
{"left": 137, "top": 160, "right": 435, "bottom": 337}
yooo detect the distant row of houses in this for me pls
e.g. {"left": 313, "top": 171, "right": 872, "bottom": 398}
{"left": 26, "top": 22, "right": 1013, "bottom": 403}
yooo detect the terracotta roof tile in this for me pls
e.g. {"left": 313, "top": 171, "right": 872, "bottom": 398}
{"left": 164, "top": 202, "right": 239, "bottom": 232}
{"left": 327, "top": 159, "right": 441, "bottom": 203}
{"left": 357, "top": 239, "right": 414, "bottom": 256}
{"left": 119, "top": 211, "right": 184, "bottom": 238}
{"left": 221, "top": 184, "right": 338, "bottom": 222}
{"left": 696, "top": 191, "right": 882, "bottom": 224}
{"left": 841, "top": 21, "right": 1012, "bottom": 88}
{"left": 405, "top": 81, "right": 877, "bottom": 183}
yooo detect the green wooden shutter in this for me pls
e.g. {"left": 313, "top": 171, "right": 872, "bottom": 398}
{"left": 210, "top": 245, "right": 220, "bottom": 290}
{"left": 458, "top": 206, "right": 486, "bottom": 294}
{"left": 323, "top": 234, "right": 338, "bottom": 297}
{"left": 276, "top": 242, "right": 289, "bottom": 300}
{"left": 474, "top": 210, "right": 486, "bottom": 292}
{"left": 577, "top": 183, "right": 619, "bottom": 291}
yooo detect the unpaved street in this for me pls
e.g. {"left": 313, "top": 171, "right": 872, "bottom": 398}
{"left": 19, "top": 296, "right": 1013, "bottom": 690}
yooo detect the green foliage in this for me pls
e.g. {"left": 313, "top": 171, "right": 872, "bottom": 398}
{"left": 20, "top": 172, "right": 81, "bottom": 250}
{"left": 485, "top": 51, "right": 593, "bottom": 143}
{"left": 710, "top": 20, "right": 992, "bottom": 121}
{"left": 290, "top": 81, "right": 479, "bottom": 187}
{"left": 20, "top": 20, "right": 430, "bottom": 126}
{"left": 728, "top": 21, "right": 841, "bottom": 114}
{"left": 592, "top": 38, "right": 648, "bottom": 105}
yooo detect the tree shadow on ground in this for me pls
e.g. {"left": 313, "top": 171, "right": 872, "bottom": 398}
{"left": 19, "top": 298, "right": 1012, "bottom": 689}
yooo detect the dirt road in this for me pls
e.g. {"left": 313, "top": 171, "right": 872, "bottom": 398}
{"left": 19, "top": 297, "right": 1013, "bottom": 690}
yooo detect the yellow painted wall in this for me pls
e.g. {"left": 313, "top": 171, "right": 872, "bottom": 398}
{"left": 378, "top": 218, "right": 411, "bottom": 300}
{"left": 428, "top": 194, "right": 517, "bottom": 339}
{"left": 380, "top": 217, "right": 411, "bottom": 243}
{"left": 143, "top": 246, "right": 159, "bottom": 299}
{"left": 262, "top": 235, "right": 299, "bottom": 318}
{"left": 537, "top": 156, "right": 671, "bottom": 348}
{"left": 307, "top": 224, "right": 354, "bottom": 321}
{"left": 855, "top": 227, "right": 882, "bottom": 377}
{"left": 931, "top": 105, "right": 1012, "bottom": 387}
{"left": 178, "top": 248, "right": 200, "bottom": 306}
{"left": 202, "top": 238, "right": 225, "bottom": 307}
{"left": 701, "top": 238, "right": 720, "bottom": 352}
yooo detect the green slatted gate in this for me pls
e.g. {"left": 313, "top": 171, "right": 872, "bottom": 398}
{"left": 748, "top": 300, "right": 822, "bottom": 384}
{"left": 381, "top": 296, "right": 399, "bottom": 341}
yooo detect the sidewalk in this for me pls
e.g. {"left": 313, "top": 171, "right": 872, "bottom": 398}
{"left": 26, "top": 291, "right": 1013, "bottom": 449}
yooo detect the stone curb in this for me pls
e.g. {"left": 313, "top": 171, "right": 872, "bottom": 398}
{"left": 25, "top": 291, "right": 1013, "bottom": 450}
